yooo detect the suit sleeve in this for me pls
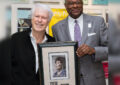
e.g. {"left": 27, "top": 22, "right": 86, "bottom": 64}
{"left": 94, "top": 18, "right": 108, "bottom": 62}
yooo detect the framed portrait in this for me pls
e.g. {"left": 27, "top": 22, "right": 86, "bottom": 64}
{"left": 49, "top": 52, "right": 69, "bottom": 80}
{"left": 38, "top": 42, "right": 78, "bottom": 85}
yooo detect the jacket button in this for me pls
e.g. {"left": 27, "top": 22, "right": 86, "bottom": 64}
{"left": 80, "top": 74, "right": 83, "bottom": 77}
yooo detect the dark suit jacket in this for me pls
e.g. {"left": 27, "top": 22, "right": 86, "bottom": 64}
{"left": 11, "top": 29, "right": 55, "bottom": 85}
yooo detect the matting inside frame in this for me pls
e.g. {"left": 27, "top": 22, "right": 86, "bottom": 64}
{"left": 42, "top": 46, "right": 76, "bottom": 85}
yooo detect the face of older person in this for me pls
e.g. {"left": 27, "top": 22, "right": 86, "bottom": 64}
{"left": 55, "top": 60, "right": 62, "bottom": 71}
{"left": 32, "top": 8, "right": 49, "bottom": 32}
{"left": 65, "top": 0, "right": 83, "bottom": 19}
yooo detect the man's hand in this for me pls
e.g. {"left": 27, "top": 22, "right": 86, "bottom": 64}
{"left": 76, "top": 44, "right": 95, "bottom": 57}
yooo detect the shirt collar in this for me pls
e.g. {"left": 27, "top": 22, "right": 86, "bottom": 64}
{"left": 68, "top": 14, "right": 83, "bottom": 23}
{"left": 30, "top": 30, "right": 47, "bottom": 43}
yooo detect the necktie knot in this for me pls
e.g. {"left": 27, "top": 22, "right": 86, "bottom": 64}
{"left": 75, "top": 20, "right": 78, "bottom": 23}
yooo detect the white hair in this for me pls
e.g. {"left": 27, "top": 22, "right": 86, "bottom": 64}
{"left": 31, "top": 4, "right": 53, "bottom": 21}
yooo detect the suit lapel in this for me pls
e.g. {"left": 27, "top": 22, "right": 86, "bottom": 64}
{"left": 61, "top": 17, "right": 71, "bottom": 41}
{"left": 81, "top": 14, "right": 89, "bottom": 44}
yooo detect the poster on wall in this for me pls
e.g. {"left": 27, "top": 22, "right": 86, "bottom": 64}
{"left": 48, "top": 8, "right": 68, "bottom": 36}
{"left": 17, "top": 8, "right": 31, "bottom": 32}
{"left": 92, "top": 0, "right": 108, "bottom": 5}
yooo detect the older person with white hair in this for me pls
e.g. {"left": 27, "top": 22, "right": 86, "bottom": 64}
{"left": 11, "top": 4, "right": 55, "bottom": 85}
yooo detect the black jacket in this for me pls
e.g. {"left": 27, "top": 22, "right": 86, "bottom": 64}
{"left": 11, "top": 29, "right": 55, "bottom": 85}
{"left": 0, "top": 38, "right": 11, "bottom": 85}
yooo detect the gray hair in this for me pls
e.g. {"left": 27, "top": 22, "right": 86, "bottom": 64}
{"left": 31, "top": 4, "right": 53, "bottom": 21}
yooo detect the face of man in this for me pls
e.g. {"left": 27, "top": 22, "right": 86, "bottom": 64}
{"left": 65, "top": 0, "right": 83, "bottom": 19}
{"left": 32, "top": 8, "right": 49, "bottom": 32}
{"left": 55, "top": 61, "right": 62, "bottom": 71}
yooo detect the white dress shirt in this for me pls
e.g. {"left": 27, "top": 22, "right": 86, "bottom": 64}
{"left": 68, "top": 14, "right": 83, "bottom": 41}
{"left": 30, "top": 31, "right": 47, "bottom": 73}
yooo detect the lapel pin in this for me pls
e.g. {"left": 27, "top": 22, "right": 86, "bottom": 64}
{"left": 88, "top": 23, "right": 92, "bottom": 28}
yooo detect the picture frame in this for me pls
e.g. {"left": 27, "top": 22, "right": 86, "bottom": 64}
{"left": 11, "top": 4, "right": 33, "bottom": 34}
{"left": 38, "top": 42, "right": 78, "bottom": 85}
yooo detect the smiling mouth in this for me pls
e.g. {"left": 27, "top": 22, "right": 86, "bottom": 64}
{"left": 71, "top": 9, "right": 80, "bottom": 12}
{"left": 36, "top": 24, "right": 43, "bottom": 27}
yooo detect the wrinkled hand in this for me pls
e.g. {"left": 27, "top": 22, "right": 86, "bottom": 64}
{"left": 76, "top": 44, "right": 95, "bottom": 58}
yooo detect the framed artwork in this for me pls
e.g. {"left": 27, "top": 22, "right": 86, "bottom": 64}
{"left": 38, "top": 42, "right": 78, "bottom": 85}
{"left": 17, "top": 8, "right": 31, "bottom": 32}
{"left": 11, "top": 4, "right": 33, "bottom": 34}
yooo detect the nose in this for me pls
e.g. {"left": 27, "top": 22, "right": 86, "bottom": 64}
{"left": 38, "top": 17, "right": 42, "bottom": 22}
{"left": 73, "top": 3, "right": 77, "bottom": 7}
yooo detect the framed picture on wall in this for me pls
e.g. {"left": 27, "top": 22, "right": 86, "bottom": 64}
{"left": 11, "top": 4, "right": 33, "bottom": 34}
{"left": 17, "top": 8, "right": 31, "bottom": 32}
{"left": 38, "top": 42, "right": 79, "bottom": 85}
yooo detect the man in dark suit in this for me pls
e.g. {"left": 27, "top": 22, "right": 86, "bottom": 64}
{"left": 52, "top": 0, "right": 108, "bottom": 85}
{"left": 11, "top": 4, "right": 55, "bottom": 85}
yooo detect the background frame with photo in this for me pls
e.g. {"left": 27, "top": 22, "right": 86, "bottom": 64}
{"left": 11, "top": 4, "right": 33, "bottom": 34}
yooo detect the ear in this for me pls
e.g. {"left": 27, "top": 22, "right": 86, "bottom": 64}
{"left": 81, "top": 0, "right": 83, "bottom": 4}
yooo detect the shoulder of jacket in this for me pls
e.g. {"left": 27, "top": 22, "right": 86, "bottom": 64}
{"left": 11, "top": 29, "right": 30, "bottom": 39}
{"left": 53, "top": 18, "right": 67, "bottom": 28}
